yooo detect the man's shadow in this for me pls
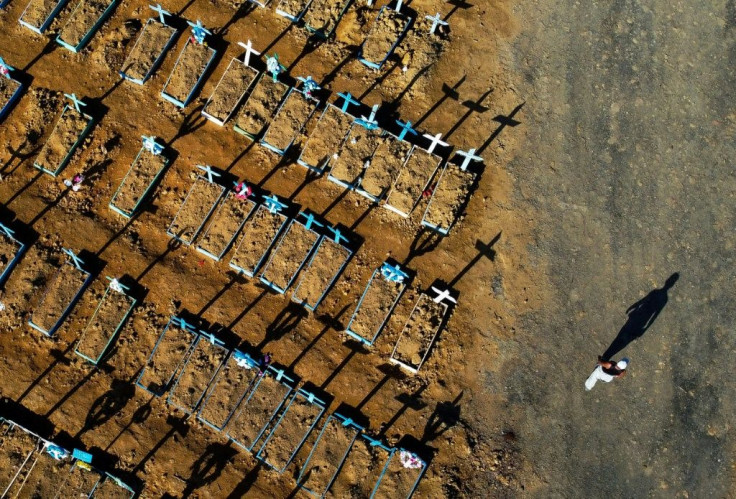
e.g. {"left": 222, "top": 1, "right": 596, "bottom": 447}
{"left": 602, "top": 272, "right": 679, "bottom": 360}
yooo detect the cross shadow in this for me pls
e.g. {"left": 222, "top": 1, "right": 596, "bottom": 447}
{"left": 104, "top": 394, "right": 155, "bottom": 452}
{"left": 44, "top": 365, "right": 101, "bottom": 418}
{"left": 75, "top": 378, "right": 136, "bottom": 439}
{"left": 448, "top": 232, "right": 500, "bottom": 287}
{"left": 27, "top": 185, "right": 71, "bottom": 227}
{"left": 167, "top": 104, "right": 207, "bottom": 147}
{"left": 414, "top": 75, "right": 464, "bottom": 128}
{"left": 288, "top": 305, "right": 349, "bottom": 370}
{"left": 403, "top": 227, "right": 443, "bottom": 265}
{"left": 198, "top": 270, "right": 246, "bottom": 316}
{"left": 257, "top": 301, "right": 308, "bottom": 350}
{"left": 358, "top": 61, "right": 400, "bottom": 101}
{"left": 444, "top": 0, "right": 474, "bottom": 21}
{"left": 227, "top": 286, "right": 270, "bottom": 330}
{"left": 15, "top": 344, "right": 74, "bottom": 403}
{"left": 182, "top": 442, "right": 238, "bottom": 497}
{"left": 137, "top": 236, "right": 182, "bottom": 281}
{"left": 602, "top": 273, "right": 679, "bottom": 360}
{"left": 477, "top": 102, "right": 524, "bottom": 155}
{"left": 1, "top": 135, "right": 42, "bottom": 175}
{"left": 420, "top": 391, "right": 462, "bottom": 445}
{"left": 377, "top": 64, "right": 434, "bottom": 126}
{"left": 288, "top": 168, "right": 320, "bottom": 202}
{"left": 321, "top": 45, "right": 359, "bottom": 88}
{"left": 356, "top": 363, "right": 406, "bottom": 411}
{"left": 220, "top": 2, "right": 256, "bottom": 35}
{"left": 319, "top": 339, "right": 368, "bottom": 391}
{"left": 132, "top": 413, "right": 190, "bottom": 474}
{"left": 379, "top": 383, "right": 428, "bottom": 436}
{"left": 22, "top": 39, "right": 57, "bottom": 72}
{"left": 226, "top": 462, "right": 262, "bottom": 498}
{"left": 444, "top": 87, "right": 492, "bottom": 140}
{"left": 5, "top": 170, "right": 43, "bottom": 207}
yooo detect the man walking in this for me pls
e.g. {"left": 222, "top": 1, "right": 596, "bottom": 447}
{"left": 585, "top": 357, "right": 628, "bottom": 391}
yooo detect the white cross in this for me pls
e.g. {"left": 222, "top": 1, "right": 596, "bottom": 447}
{"left": 456, "top": 148, "right": 483, "bottom": 171}
{"left": 395, "top": 0, "right": 404, "bottom": 12}
{"left": 423, "top": 132, "right": 448, "bottom": 154}
{"left": 62, "top": 248, "right": 85, "bottom": 271}
{"left": 64, "top": 93, "right": 86, "bottom": 113}
{"left": 431, "top": 286, "right": 457, "bottom": 304}
{"left": 425, "top": 13, "right": 448, "bottom": 34}
{"left": 238, "top": 40, "right": 260, "bottom": 67}
{"left": 142, "top": 135, "right": 164, "bottom": 155}
{"left": 197, "top": 164, "right": 221, "bottom": 184}
{"left": 149, "top": 3, "right": 171, "bottom": 25}
{"left": 357, "top": 104, "right": 379, "bottom": 129}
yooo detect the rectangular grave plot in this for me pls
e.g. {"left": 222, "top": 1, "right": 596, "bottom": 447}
{"left": 346, "top": 269, "right": 405, "bottom": 346}
{"left": 202, "top": 58, "right": 260, "bottom": 126}
{"left": 75, "top": 284, "right": 136, "bottom": 364}
{"left": 260, "top": 219, "right": 320, "bottom": 293}
{"left": 371, "top": 450, "right": 427, "bottom": 499}
{"left": 257, "top": 389, "right": 325, "bottom": 471}
{"left": 390, "top": 294, "right": 447, "bottom": 373}
{"left": 275, "top": 0, "right": 312, "bottom": 22}
{"left": 298, "top": 413, "right": 360, "bottom": 496}
{"left": 19, "top": 0, "right": 68, "bottom": 33}
{"left": 167, "top": 177, "right": 225, "bottom": 245}
{"left": 385, "top": 147, "right": 442, "bottom": 217}
{"left": 110, "top": 147, "right": 169, "bottom": 217}
{"left": 55, "top": 462, "right": 103, "bottom": 497}
{"left": 359, "top": 7, "right": 411, "bottom": 69}
{"left": 358, "top": 134, "right": 412, "bottom": 202}
{"left": 196, "top": 191, "right": 256, "bottom": 261}
{"left": 136, "top": 320, "right": 197, "bottom": 396}
{"left": 329, "top": 124, "right": 383, "bottom": 188}
{"left": 161, "top": 39, "right": 216, "bottom": 107}
{"left": 33, "top": 105, "right": 94, "bottom": 177}
{"left": 198, "top": 351, "right": 261, "bottom": 431}
{"left": 91, "top": 474, "right": 135, "bottom": 498}
{"left": 261, "top": 90, "right": 318, "bottom": 154}
{"left": 229, "top": 205, "right": 287, "bottom": 276}
{"left": 0, "top": 424, "right": 41, "bottom": 493}
{"left": 303, "top": 0, "right": 351, "bottom": 39}
{"left": 56, "top": 0, "right": 118, "bottom": 52}
{"left": 120, "top": 19, "right": 177, "bottom": 84}
{"left": 421, "top": 164, "right": 475, "bottom": 235}
{"left": 327, "top": 435, "right": 393, "bottom": 498}
{"left": 298, "top": 104, "right": 353, "bottom": 172}
{"left": 8, "top": 446, "right": 73, "bottom": 498}
{"left": 167, "top": 335, "right": 228, "bottom": 414}
{"left": 292, "top": 237, "right": 351, "bottom": 311}
{"left": 0, "top": 76, "right": 23, "bottom": 123}
{"left": 29, "top": 262, "right": 91, "bottom": 336}
{"left": 0, "top": 228, "right": 25, "bottom": 285}
{"left": 233, "top": 76, "right": 290, "bottom": 139}
{"left": 227, "top": 369, "right": 293, "bottom": 451}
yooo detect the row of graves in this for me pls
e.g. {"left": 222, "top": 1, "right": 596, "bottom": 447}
{"left": 0, "top": 417, "right": 134, "bottom": 497}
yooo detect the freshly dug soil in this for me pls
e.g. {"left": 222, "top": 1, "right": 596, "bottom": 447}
{"left": 0, "top": 424, "right": 39, "bottom": 489}
{"left": 19, "top": 0, "right": 63, "bottom": 30}
{"left": 76, "top": 288, "right": 135, "bottom": 362}
{"left": 327, "top": 436, "right": 391, "bottom": 498}
{"left": 259, "top": 393, "right": 323, "bottom": 470}
{"left": 300, "top": 416, "right": 359, "bottom": 495}
{"left": 163, "top": 41, "right": 212, "bottom": 103}
{"left": 233, "top": 76, "right": 289, "bottom": 137}
{"left": 349, "top": 271, "right": 403, "bottom": 342}
{"left": 276, "top": 0, "right": 310, "bottom": 18}
{"left": 386, "top": 147, "right": 441, "bottom": 216}
{"left": 293, "top": 238, "right": 350, "bottom": 309}
{"left": 168, "top": 178, "right": 224, "bottom": 245}
{"left": 168, "top": 336, "right": 228, "bottom": 413}
{"left": 55, "top": 463, "right": 102, "bottom": 497}
{"left": 228, "top": 373, "right": 292, "bottom": 450}
{"left": 304, "top": 0, "right": 349, "bottom": 36}
{"left": 203, "top": 59, "right": 259, "bottom": 123}
{"left": 198, "top": 354, "right": 260, "bottom": 429}
{"left": 361, "top": 8, "right": 410, "bottom": 64}
{"left": 30, "top": 263, "right": 88, "bottom": 333}
{"left": 392, "top": 294, "right": 445, "bottom": 369}
{"left": 262, "top": 90, "right": 316, "bottom": 152}
{"left": 6, "top": 450, "right": 70, "bottom": 498}
{"left": 111, "top": 148, "right": 167, "bottom": 215}
{"left": 299, "top": 105, "right": 353, "bottom": 169}
{"left": 121, "top": 20, "right": 176, "bottom": 82}
{"left": 91, "top": 477, "right": 134, "bottom": 498}
{"left": 230, "top": 205, "right": 286, "bottom": 275}
{"left": 0, "top": 232, "right": 20, "bottom": 277}
{"left": 197, "top": 192, "right": 255, "bottom": 259}
{"left": 137, "top": 323, "right": 197, "bottom": 395}
{"left": 361, "top": 135, "right": 412, "bottom": 199}
{"left": 34, "top": 108, "right": 90, "bottom": 174}
{"left": 58, "top": 0, "right": 111, "bottom": 48}
{"left": 0, "top": 77, "right": 21, "bottom": 109}
{"left": 261, "top": 221, "right": 320, "bottom": 291}
{"left": 330, "top": 125, "right": 382, "bottom": 185}
{"left": 423, "top": 165, "right": 475, "bottom": 230}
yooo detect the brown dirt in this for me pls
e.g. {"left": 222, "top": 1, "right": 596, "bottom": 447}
{"left": 0, "top": 423, "right": 39, "bottom": 488}
{"left": 110, "top": 147, "right": 167, "bottom": 215}
{"left": 0, "top": 76, "right": 21, "bottom": 109}
{"left": 91, "top": 476, "right": 134, "bottom": 498}
{"left": 326, "top": 435, "right": 391, "bottom": 498}
{"left": 258, "top": 392, "right": 323, "bottom": 470}
{"left": 361, "top": 134, "right": 412, "bottom": 199}
{"left": 386, "top": 147, "right": 441, "bottom": 216}
{"left": 262, "top": 90, "right": 317, "bottom": 152}
{"left": 227, "top": 373, "right": 292, "bottom": 450}
{"left": 29, "top": 262, "right": 88, "bottom": 333}
{"left": 163, "top": 41, "right": 212, "bottom": 103}
{"left": 137, "top": 323, "right": 196, "bottom": 395}
{"left": 261, "top": 220, "right": 319, "bottom": 291}
{"left": 349, "top": 270, "right": 403, "bottom": 342}
{"left": 229, "top": 205, "right": 286, "bottom": 275}
{"left": 304, "top": 0, "right": 350, "bottom": 36}
{"left": 55, "top": 463, "right": 102, "bottom": 496}
{"left": 391, "top": 293, "right": 446, "bottom": 370}
{"left": 0, "top": 232, "right": 20, "bottom": 276}
{"left": 293, "top": 237, "right": 350, "bottom": 309}
{"left": 197, "top": 192, "right": 256, "bottom": 259}
{"left": 330, "top": 125, "right": 382, "bottom": 185}
{"left": 19, "top": 0, "right": 62, "bottom": 30}
{"left": 57, "top": 0, "right": 110, "bottom": 48}
{"left": 75, "top": 287, "right": 135, "bottom": 362}
{"left": 34, "top": 107, "right": 90, "bottom": 174}
{"left": 203, "top": 59, "right": 259, "bottom": 123}
{"left": 299, "top": 105, "right": 353, "bottom": 169}
{"left": 233, "top": 76, "right": 289, "bottom": 137}
{"left": 121, "top": 20, "right": 176, "bottom": 82}
{"left": 6, "top": 449, "right": 71, "bottom": 497}
{"left": 371, "top": 451, "right": 424, "bottom": 499}
{"left": 276, "top": 0, "right": 310, "bottom": 18}
{"left": 168, "top": 336, "right": 228, "bottom": 413}
{"left": 167, "top": 177, "right": 224, "bottom": 244}
{"left": 198, "top": 354, "right": 260, "bottom": 429}
{"left": 360, "top": 8, "right": 409, "bottom": 65}
{"left": 423, "top": 165, "right": 475, "bottom": 231}
{"left": 299, "top": 415, "right": 359, "bottom": 495}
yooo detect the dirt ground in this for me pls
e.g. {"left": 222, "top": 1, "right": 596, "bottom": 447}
{"left": 0, "top": 0, "right": 733, "bottom": 497}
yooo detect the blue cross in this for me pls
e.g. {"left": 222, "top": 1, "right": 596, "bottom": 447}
{"left": 297, "top": 76, "right": 320, "bottom": 97}
{"left": 336, "top": 92, "right": 360, "bottom": 114}
{"left": 341, "top": 417, "right": 353, "bottom": 426}
{"left": 266, "top": 54, "right": 285, "bottom": 82}
{"left": 149, "top": 3, "right": 171, "bottom": 25}
{"left": 299, "top": 211, "right": 323, "bottom": 231}
{"left": 396, "top": 119, "right": 418, "bottom": 141}
{"left": 187, "top": 20, "right": 211, "bottom": 44}
{"left": 142, "top": 135, "right": 164, "bottom": 155}
{"left": 64, "top": 93, "right": 86, "bottom": 114}
{"left": 201, "top": 331, "right": 225, "bottom": 347}
{"left": 262, "top": 194, "right": 287, "bottom": 214}
{"left": 174, "top": 316, "right": 192, "bottom": 332}
{"left": 355, "top": 104, "right": 379, "bottom": 129}
{"left": 0, "top": 56, "right": 13, "bottom": 79}
{"left": 328, "top": 226, "right": 348, "bottom": 245}
{"left": 234, "top": 350, "right": 257, "bottom": 368}
{"left": 274, "top": 368, "right": 285, "bottom": 381}
{"left": 0, "top": 223, "right": 15, "bottom": 239}
{"left": 62, "top": 248, "right": 85, "bottom": 271}
{"left": 197, "top": 164, "right": 221, "bottom": 184}
{"left": 381, "top": 262, "right": 408, "bottom": 282}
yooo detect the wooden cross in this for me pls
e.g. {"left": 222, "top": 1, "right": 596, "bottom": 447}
{"left": 237, "top": 40, "right": 260, "bottom": 67}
